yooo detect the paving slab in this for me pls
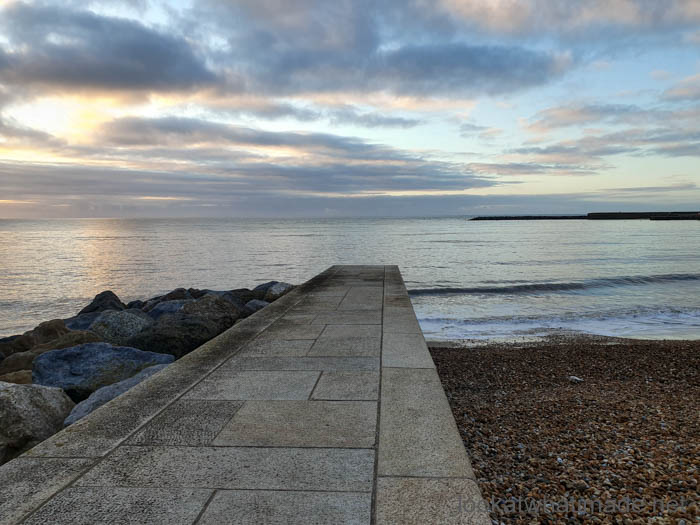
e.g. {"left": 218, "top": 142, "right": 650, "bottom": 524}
{"left": 378, "top": 367, "right": 475, "bottom": 478}
{"left": 0, "top": 457, "right": 94, "bottom": 524}
{"left": 382, "top": 332, "right": 435, "bottom": 368}
{"left": 76, "top": 446, "right": 375, "bottom": 492}
{"left": 311, "top": 371, "right": 380, "bottom": 400}
{"left": 223, "top": 356, "right": 380, "bottom": 371}
{"left": 24, "top": 487, "right": 213, "bottom": 525}
{"left": 308, "top": 324, "right": 381, "bottom": 357}
{"left": 261, "top": 322, "right": 326, "bottom": 340}
{"left": 382, "top": 307, "right": 422, "bottom": 333}
{"left": 239, "top": 338, "right": 315, "bottom": 357}
{"left": 198, "top": 490, "right": 371, "bottom": 525}
{"left": 376, "top": 477, "right": 490, "bottom": 525}
{"left": 185, "top": 370, "right": 320, "bottom": 400}
{"left": 213, "top": 400, "right": 377, "bottom": 447}
{"left": 312, "top": 310, "right": 382, "bottom": 325}
{"left": 337, "top": 286, "right": 384, "bottom": 310}
{"left": 127, "top": 399, "right": 243, "bottom": 446}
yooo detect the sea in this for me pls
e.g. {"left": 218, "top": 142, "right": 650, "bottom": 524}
{"left": 1, "top": 217, "right": 699, "bottom": 340}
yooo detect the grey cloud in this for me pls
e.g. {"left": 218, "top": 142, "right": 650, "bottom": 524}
{"left": 98, "top": 116, "right": 399, "bottom": 158}
{"left": 467, "top": 162, "right": 598, "bottom": 176}
{"left": 216, "top": 102, "right": 422, "bottom": 128}
{"left": 606, "top": 183, "right": 698, "bottom": 193}
{"left": 326, "top": 108, "right": 421, "bottom": 128}
{"left": 527, "top": 103, "right": 671, "bottom": 131}
{"left": 516, "top": 126, "right": 700, "bottom": 162}
{"left": 0, "top": 2, "right": 217, "bottom": 93}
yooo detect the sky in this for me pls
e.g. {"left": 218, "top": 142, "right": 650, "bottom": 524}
{"left": 0, "top": 0, "right": 698, "bottom": 218}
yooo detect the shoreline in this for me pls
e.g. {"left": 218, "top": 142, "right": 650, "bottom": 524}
{"left": 430, "top": 334, "right": 699, "bottom": 523}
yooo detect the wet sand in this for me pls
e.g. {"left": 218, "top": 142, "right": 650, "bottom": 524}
{"left": 430, "top": 335, "right": 699, "bottom": 524}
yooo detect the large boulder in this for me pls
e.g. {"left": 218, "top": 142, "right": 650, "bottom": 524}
{"left": 264, "top": 282, "right": 294, "bottom": 301}
{"left": 126, "top": 313, "right": 220, "bottom": 359}
{"left": 32, "top": 343, "right": 174, "bottom": 402}
{"left": 141, "top": 288, "right": 192, "bottom": 314}
{"left": 246, "top": 299, "right": 269, "bottom": 313}
{"left": 180, "top": 295, "right": 243, "bottom": 331}
{"left": 89, "top": 310, "right": 153, "bottom": 345}
{"left": 125, "top": 299, "right": 144, "bottom": 310}
{"left": 0, "top": 382, "right": 74, "bottom": 464}
{"left": 188, "top": 288, "right": 207, "bottom": 299}
{"left": 0, "top": 370, "right": 32, "bottom": 384}
{"left": 146, "top": 299, "right": 192, "bottom": 320}
{"left": 0, "top": 351, "right": 4, "bottom": 364}
{"left": 0, "top": 320, "right": 70, "bottom": 357}
{"left": 159, "top": 288, "right": 192, "bottom": 302}
{"left": 63, "top": 311, "right": 102, "bottom": 331}
{"left": 0, "top": 335, "right": 19, "bottom": 345}
{"left": 252, "top": 281, "right": 279, "bottom": 300}
{"left": 0, "top": 330, "right": 101, "bottom": 376}
{"left": 64, "top": 364, "right": 168, "bottom": 426}
{"left": 77, "top": 290, "right": 126, "bottom": 315}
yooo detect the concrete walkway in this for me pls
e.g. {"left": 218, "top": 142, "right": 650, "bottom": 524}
{"left": 1, "top": 266, "right": 489, "bottom": 524}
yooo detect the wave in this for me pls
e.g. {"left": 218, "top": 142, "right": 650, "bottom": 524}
{"left": 408, "top": 273, "right": 700, "bottom": 296}
{"left": 417, "top": 306, "right": 700, "bottom": 340}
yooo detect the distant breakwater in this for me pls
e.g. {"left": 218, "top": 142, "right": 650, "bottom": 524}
{"left": 470, "top": 211, "right": 700, "bottom": 221}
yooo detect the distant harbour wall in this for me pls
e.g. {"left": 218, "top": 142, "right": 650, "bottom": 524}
{"left": 470, "top": 211, "right": 700, "bottom": 221}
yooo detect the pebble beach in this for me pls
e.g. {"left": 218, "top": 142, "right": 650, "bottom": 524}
{"left": 430, "top": 335, "right": 699, "bottom": 524}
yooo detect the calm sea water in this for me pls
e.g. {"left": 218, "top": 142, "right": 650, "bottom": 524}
{"left": 1, "top": 217, "right": 699, "bottom": 340}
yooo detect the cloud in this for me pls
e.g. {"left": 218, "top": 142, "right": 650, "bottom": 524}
{"left": 437, "top": 0, "right": 700, "bottom": 37}
{"left": 201, "top": 97, "right": 423, "bottom": 128}
{"left": 663, "top": 73, "right": 700, "bottom": 101}
{"left": 605, "top": 182, "right": 698, "bottom": 193}
{"left": 526, "top": 103, "right": 667, "bottom": 132}
{"left": 0, "top": 2, "right": 218, "bottom": 94}
{"left": 36, "top": 115, "right": 495, "bottom": 195}
{"left": 514, "top": 127, "right": 700, "bottom": 162}
{"left": 191, "top": 0, "right": 571, "bottom": 98}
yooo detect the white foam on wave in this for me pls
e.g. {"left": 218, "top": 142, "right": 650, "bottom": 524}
{"left": 418, "top": 307, "right": 700, "bottom": 341}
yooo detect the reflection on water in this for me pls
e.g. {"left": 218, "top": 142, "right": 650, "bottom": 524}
{"left": 1, "top": 217, "right": 699, "bottom": 340}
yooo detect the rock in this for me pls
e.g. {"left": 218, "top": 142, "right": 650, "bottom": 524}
{"left": 0, "top": 370, "right": 32, "bottom": 384}
{"left": 146, "top": 299, "right": 192, "bottom": 320}
{"left": 0, "top": 352, "right": 34, "bottom": 376}
{"left": 245, "top": 299, "right": 270, "bottom": 312}
{"left": 0, "top": 351, "right": 4, "bottom": 364}
{"left": 188, "top": 288, "right": 207, "bottom": 299}
{"left": 568, "top": 375, "right": 584, "bottom": 384}
{"left": 0, "top": 330, "right": 102, "bottom": 376}
{"left": 181, "top": 295, "right": 243, "bottom": 331}
{"left": 0, "top": 320, "right": 70, "bottom": 357}
{"left": 64, "top": 364, "right": 168, "bottom": 426}
{"left": 32, "top": 343, "right": 174, "bottom": 402}
{"left": 161, "top": 288, "right": 193, "bottom": 302}
{"left": 77, "top": 290, "right": 126, "bottom": 315}
{"left": 264, "top": 282, "right": 294, "bottom": 301}
{"left": 88, "top": 310, "right": 153, "bottom": 345}
{"left": 229, "top": 288, "right": 257, "bottom": 304}
{"left": 63, "top": 311, "right": 102, "bottom": 331}
{"left": 126, "top": 313, "right": 220, "bottom": 359}
{"left": 0, "top": 335, "right": 19, "bottom": 345}
{"left": 141, "top": 296, "right": 163, "bottom": 311}
{"left": 0, "top": 382, "right": 74, "bottom": 464}
{"left": 31, "top": 330, "right": 102, "bottom": 352}
{"left": 125, "top": 299, "right": 144, "bottom": 310}
{"left": 252, "top": 281, "right": 279, "bottom": 300}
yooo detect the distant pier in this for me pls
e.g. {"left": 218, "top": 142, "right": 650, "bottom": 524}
{"left": 470, "top": 211, "right": 700, "bottom": 221}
